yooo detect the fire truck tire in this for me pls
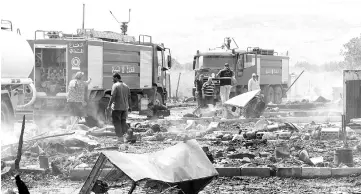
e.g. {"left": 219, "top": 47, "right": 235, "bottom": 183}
{"left": 266, "top": 86, "right": 275, "bottom": 104}
{"left": 1, "top": 100, "right": 14, "bottom": 131}
{"left": 274, "top": 85, "right": 283, "bottom": 104}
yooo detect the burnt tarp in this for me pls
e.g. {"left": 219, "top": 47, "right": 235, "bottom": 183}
{"left": 102, "top": 139, "right": 218, "bottom": 193}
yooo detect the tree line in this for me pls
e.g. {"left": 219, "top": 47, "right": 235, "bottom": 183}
{"left": 295, "top": 33, "right": 361, "bottom": 72}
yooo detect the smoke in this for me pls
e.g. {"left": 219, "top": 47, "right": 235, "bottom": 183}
{"left": 288, "top": 70, "right": 343, "bottom": 102}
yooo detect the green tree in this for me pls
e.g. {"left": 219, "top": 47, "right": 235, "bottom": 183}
{"left": 320, "top": 61, "right": 345, "bottom": 72}
{"left": 341, "top": 34, "right": 361, "bottom": 70}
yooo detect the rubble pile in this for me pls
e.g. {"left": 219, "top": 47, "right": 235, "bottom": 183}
{"left": 2, "top": 108, "right": 361, "bottom": 193}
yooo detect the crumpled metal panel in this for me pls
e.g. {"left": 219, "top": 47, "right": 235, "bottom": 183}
{"left": 224, "top": 89, "right": 261, "bottom": 108}
{"left": 102, "top": 139, "right": 219, "bottom": 183}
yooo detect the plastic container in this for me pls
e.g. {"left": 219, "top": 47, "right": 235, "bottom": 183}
{"left": 39, "top": 155, "right": 49, "bottom": 169}
{"left": 334, "top": 148, "right": 354, "bottom": 167}
{"left": 140, "top": 98, "right": 149, "bottom": 111}
{"left": 274, "top": 146, "right": 290, "bottom": 158}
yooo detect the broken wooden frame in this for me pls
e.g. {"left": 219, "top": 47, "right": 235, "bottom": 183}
{"left": 79, "top": 153, "right": 108, "bottom": 194}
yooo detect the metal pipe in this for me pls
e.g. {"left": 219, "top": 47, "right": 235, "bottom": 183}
{"left": 128, "top": 9, "right": 131, "bottom": 23}
{"left": 82, "top": 4, "right": 85, "bottom": 30}
{"left": 232, "top": 38, "right": 239, "bottom": 48}
{"left": 285, "top": 70, "right": 305, "bottom": 93}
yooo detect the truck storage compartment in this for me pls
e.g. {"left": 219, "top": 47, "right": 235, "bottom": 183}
{"left": 34, "top": 47, "right": 67, "bottom": 96}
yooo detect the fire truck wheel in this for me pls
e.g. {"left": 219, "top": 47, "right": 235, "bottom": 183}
{"left": 274, "top": 85, "right": 283, "bottom": 104}
{"left": 1, "top": 100, "right": 14, "bottom": 131}
{"left": 266, "top": 87, "right": 275, "bottom": 104}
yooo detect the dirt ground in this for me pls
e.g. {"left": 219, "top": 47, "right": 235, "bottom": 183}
{"left": 2, "top": 173, "right": 361, "bottom": 193}
{"left": 2, "top": 105, "right": 361, "bottom": 194}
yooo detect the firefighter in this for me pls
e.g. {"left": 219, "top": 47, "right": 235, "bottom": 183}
{"left": 67, "top": 71, "right": 92, "bottom": 125}
{"left": 248, "top": 73, "right": 260, "bottom": 92}
{"left": 202, "top": 77, "right": 216, "bottom": 106}
{"left": 216, "top": 63, "right": 235, "bottom": 104}
{"left": 195, "top": 74, "right": 205, "bottom": 107}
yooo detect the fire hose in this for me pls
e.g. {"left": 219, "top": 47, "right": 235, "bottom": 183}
{"left": 17, "top": 83, "right": 37, "bottom": 109}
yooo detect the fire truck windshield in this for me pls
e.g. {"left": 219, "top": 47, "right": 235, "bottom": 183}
{"left": 199, "top": 55, "right": 234, "bottom": 70}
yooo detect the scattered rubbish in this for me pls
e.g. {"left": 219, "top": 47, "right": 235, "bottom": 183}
{"left": 302, "top": 133, "right": 311, "bottom": 140}
{"left": 202, "top": 146, "right": 214, "bottom": 163}
{"left": 299, "top": 150, "right": 313, "bottom": 165}
{"left": 228, "top": 152, "right": 256, "bottom": 159}
{"left": 334, "top": 148, "right": 354, "bottom": 167}
{"left": 310, "top": 156, "right": 324, "bottom": 166}
{"left": 275, "top": 145, "right": 290, "bottom": 159}
{"left": 185, "top": 120, "right": 196, "bottom": 130}
{"left": 150, "top": 124, "right": 161, "bottom": 132}
{"left": 2, "top": 132, "right": 76, "bottom": 149}
{"left": 183, "top": 113, "right": 198, "bottom": 118}
{"left": 51, "top": 162, "right": 62, "bottom": 175}
{"left": 320, "top": 128, "right": 339, "bottom": 140}
{"left": 314, "top": 96, "right": 330, "bottom": 103}
{"left": 277, "top": 131, "right": 292, "bottom": 140}
{"left": 254, "top": 119, "right": 269, "bottom": 130}
{"left": 38, "top": 155, "right": 49, "bottom": 169}
{"left": 259, "top": 152, "right": 271, "bottom": 157}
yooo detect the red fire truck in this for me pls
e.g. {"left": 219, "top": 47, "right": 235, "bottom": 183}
{"left": 27, "top": 29, "right": 172, "bottom": 127}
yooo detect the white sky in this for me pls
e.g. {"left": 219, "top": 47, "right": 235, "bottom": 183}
{"left": 2, "top": 0, "right": 361, "bottom": 65}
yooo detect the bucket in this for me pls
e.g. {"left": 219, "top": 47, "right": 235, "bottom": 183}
{"left": 140, "top": 98, "right": 149, "bottom": 110}
{"left": 39, "top": 155, "right": 49, "bottom": 169}
{"left": 334, "top": 148, "right": 354, "bottom": 167}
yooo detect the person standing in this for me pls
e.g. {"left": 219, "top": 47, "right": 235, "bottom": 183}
{"left": 67, "top": 71, "right": 91, "bottom": 125}
{"left": 107, "top": 73, "right": 131, "bottom": 143}
{"left": 248, "top": 73, "right": 260, "bottom": 91}
{"left": 202, "top": 77, "right": 216, "bottom": 106}
{"left": 216, "top": 63, "right": 235, "bottom": 104}
{"left": 195, "top": 74, "right": 205, "bottom": 107}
